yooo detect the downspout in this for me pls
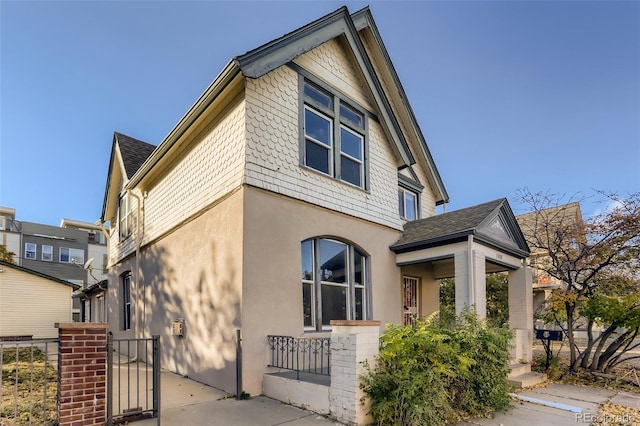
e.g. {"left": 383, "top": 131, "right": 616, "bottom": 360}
{"left": 467, "top": 234, "right": 475, "bottom": 311}
{"left": 98, "top": 221, "right": 110, "bottom": 323}
{"left": 127, "top": 190, "right": 143, "bottom": 341}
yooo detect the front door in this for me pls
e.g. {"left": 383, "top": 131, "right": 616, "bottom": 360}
{"left": 403, "top": 276, "right": 419, "bottom": 325}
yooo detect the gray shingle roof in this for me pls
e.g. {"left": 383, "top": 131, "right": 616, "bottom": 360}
{"left": 391, "top": 198, "right": 507, "bottom": 251}
{"left": 115, "top": 132, "right": 156, "bottom": 179}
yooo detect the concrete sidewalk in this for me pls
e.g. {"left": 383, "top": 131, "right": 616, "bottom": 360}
{"left": 135, "top": 370, "right": 640, "bottom": 426}
{"left": 459, "top": 383, "right": 638, "bottom": 425}
{"left": 135, "top": 370, "right": 341, "bottom": 426}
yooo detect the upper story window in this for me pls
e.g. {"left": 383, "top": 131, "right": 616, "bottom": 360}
{"left": 25, "top": 243, "right": 36, "bottom": 260}
{"left": 60, "top": 247, "right": 84, "bottom": 265}
{"left": 119, "top": 193, "right": 134, "bottom": 241}
{"left": 398, "top": 188, "right": 418, "bottom": 221}
{"left": 42, "top": 245, "right": 53, "bottom": 262}
{"left": 301, "top": 237, "right": 368, "bottom": 331}
{"left": 302, "top": 80, "right": 367, "bottom": 189}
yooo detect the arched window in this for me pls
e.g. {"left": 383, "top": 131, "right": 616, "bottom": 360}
{"left": 301, "top": 238, "right": 368, "bottom": 331}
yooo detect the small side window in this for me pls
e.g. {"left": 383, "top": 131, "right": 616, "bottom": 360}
{"left": 399, "top": 188, "right": 418, "bottom": 221}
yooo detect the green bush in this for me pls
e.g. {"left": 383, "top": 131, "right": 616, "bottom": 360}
{"left": 360, "top": 311, "right": 513, "bottom": 425}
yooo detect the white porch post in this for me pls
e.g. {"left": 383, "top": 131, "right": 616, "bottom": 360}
{"left": 454, "top": 236, "right": 487, "bottom": 318}
{"left": 508, "top": 266, "right": 533, "bottom": 362}
{"left": 330, "top": 320, "right": 380, "bottom": 426}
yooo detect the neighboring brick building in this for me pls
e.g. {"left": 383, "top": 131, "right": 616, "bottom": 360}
{"left": 100, "top": 6, "right": 533, "bottom": 396}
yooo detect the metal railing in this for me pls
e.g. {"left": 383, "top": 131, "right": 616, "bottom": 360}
{"left": 107, "top": 334, "right": 160, "bottom": 425}
{"left": 267, "top": 335, "right": 330, "bottom": 380}
{"left": 0, "top": 339, "right": 58, "bottom": 425}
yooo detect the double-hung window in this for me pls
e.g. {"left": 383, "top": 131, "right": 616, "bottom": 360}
{"left": 398, "top": 188, "right": 418, "bottom": 220}
{"left": 302, "top": 237, "right": 368, "bottom": 331}
{"left": 302, "top": 80, "right": 366, "bottom": 189}
{"left": 122, "top": 273, "right": 131, "bottom": 330}
{"left": 42, "top": 245, "right": 53, "bottom": 262}
{"left": 25, "top": 243, "right": 36, "bottom": 260}
{"left": 119, "top": 193, "right": 134, "bottom": 241}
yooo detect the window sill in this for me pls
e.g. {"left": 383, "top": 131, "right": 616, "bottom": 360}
{"left": 300, "top": 164, "right": 370, "bottom": 194}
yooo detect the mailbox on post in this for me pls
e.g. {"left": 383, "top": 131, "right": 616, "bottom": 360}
{"left": 536, "top": 329, "right": 563, "bottom": 368}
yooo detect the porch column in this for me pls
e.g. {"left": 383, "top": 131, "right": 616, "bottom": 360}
{"left": 508, "top": 266, "right": 533, "bottom": 362}
{"left": 454, "top": 237, "right": 487, "bottom": 318}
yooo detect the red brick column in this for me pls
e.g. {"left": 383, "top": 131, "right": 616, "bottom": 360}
{"left": 55, "top": 323, "right": 109, "bottom": 426}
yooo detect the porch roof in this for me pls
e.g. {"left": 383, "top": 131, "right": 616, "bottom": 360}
{"left": 391, "top": 198, "right": 530, "bottom": 258}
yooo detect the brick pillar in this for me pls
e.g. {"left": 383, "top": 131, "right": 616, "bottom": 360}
{"left": 329, "top": 320, "right": 380, "bottom": 426}
{"left": 56, "top": 323, "right": 109, "bottom": 426}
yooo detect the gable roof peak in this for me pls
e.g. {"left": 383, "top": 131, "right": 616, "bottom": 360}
{"left": 391, "top": 197, "right": 529, "bottom": 257}
{"left": 113, "top": 132, "right": 156, "bottom": 179}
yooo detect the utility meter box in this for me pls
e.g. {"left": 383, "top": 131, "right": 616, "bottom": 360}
{"left": 172, "top": 318, "right": 185, "bottom": 337}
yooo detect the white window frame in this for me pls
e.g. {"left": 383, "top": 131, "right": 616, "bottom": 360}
{"left": 119, "top": 194, "right": 134, "bottom": 241}
{"left": 304, "top": 106, "right": 334, "bottom": 177}
{"left": 59, "top": 247, "right": 85, "bottom": 264}
{"left": 339, "top": 125, "right": 364, "bottom": 187}
{"left": 122, "top": 273, "right": 131, "bottom": 331}
{"left": 302, "top": 237, "right": 368, "bottom": 332}
{"left": 25, "top": 243, "right": 36, "bottom": 260}
{"left": 301, "top": 78, "right": 368, "bottom": 190}
{"left": 42, "top": 245, "right": 53, "bottom": 262}
{"left": 399, "top": 188, "right": 418, "bottom": 221}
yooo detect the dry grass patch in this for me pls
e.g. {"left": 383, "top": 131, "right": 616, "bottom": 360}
{"left": 0, "top": 347, "right": 57, "bottom": 426}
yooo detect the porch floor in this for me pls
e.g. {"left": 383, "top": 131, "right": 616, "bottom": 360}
{"left": 266, "top": 370, "right": 330, "bottom": 386}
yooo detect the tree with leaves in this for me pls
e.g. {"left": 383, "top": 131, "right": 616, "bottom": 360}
{"left": 518, "top": 190, "right": 640, "bottom": 372}
{"left": 0, "top": 244, "right": 16, "bottom": 263}
{"left": 439, "top": 273, "right": 510, "bottom": 328}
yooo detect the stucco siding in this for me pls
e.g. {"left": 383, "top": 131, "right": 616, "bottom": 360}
{"left": 88, "top": 243, "right": 108, "bottom": 283}
{"left": 0, "top": 267, "right": 74, "bottom": 339}
{"left": 245, "top": 41, "right": 403, "bottom": 230}
{"left": 0, "top": 232, "right": 20, "bottom": 261}
{"left": 109, "top": 190, "right": 244, "bottom": 393}
{"left": 242, "top": 186, "right": 402, "bottom": 395}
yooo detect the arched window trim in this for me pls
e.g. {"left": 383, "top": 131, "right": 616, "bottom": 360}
{"left": 302, "top": 237, "right": 371, "bottom": 332}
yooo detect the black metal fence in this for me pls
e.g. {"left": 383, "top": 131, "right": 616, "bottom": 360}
{"left": 107, "top": 334, "right": 160, "bottom": 425}
{"left": 0, "top": 339, "right": 58, "bottom": 425}
{"left": 267, "top": 335, "right": 330, "bottom": 380}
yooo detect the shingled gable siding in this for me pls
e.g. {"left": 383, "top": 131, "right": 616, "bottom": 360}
{"left": 294, "top": 39, "right": 374, "bottom": 113}
{"left": 109, "top": 190, "right": 140, "bottom": 264}
{"left": 359, "top": 36, "right": 437, "bottom": 219}
{"left": 111, "top": 100, "right": 246, "bottom": 263}
{"left": 245, "top": 39, "right": 402, "bottom": 230}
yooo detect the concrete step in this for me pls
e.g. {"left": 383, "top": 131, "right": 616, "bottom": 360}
{"left": 508, "top": 362, "right": 531, "bottom": 378}
{"left": 508, "top": 371, "right": 548, "bottom": 389}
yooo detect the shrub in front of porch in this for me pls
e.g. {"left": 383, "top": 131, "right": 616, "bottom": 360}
{"left": 360, "top": 311, "right": 513, "bottom": 425}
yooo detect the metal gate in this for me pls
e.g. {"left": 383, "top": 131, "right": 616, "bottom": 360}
{"left": 107, "top": 334, "right": 160, "bottom": 425}
{"left": 403, "top": 276, "right": 419, "bottom": 326}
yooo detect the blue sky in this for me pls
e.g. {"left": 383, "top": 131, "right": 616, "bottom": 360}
{"left": 1, "top": 1, "right": 638, "bottom": 226}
